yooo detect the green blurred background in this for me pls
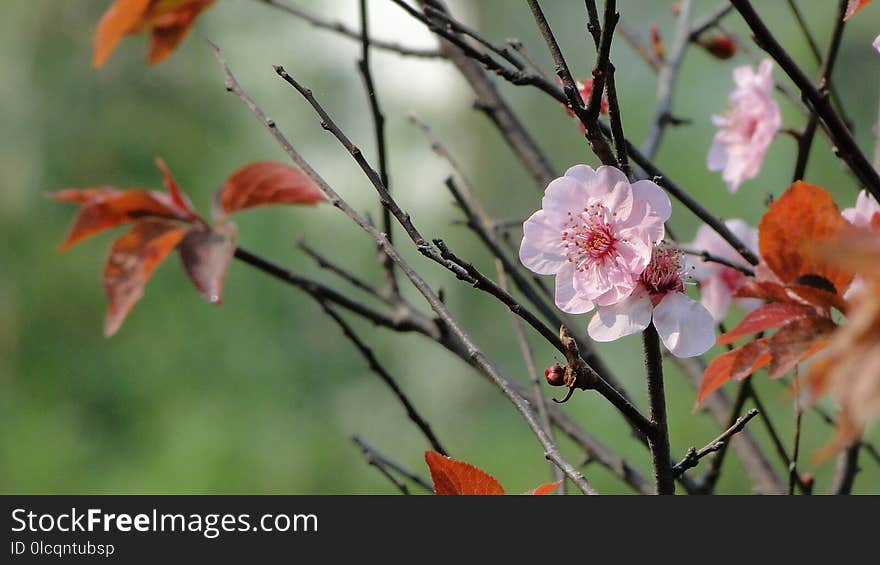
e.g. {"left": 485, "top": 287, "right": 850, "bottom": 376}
{"left": 1, "top": 0, "right": 878, "bottom": 494}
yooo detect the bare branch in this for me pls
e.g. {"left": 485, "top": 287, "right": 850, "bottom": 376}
{"left": 673, "top": 408, "right": 759, "bottom": 477}
{"left": 352, "top": 436, "right": 433, "bottom": 493}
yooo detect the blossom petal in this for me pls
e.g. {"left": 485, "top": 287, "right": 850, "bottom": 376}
{"left": 520, "top": 210, "right": 566, "bottom": 275}
{"left": 564, "top": 164, "right": 597, "bottom": 185}
{"left": 587, "top": 288, "right": 652, "bottom": 342}
{"left": 541, "top": 176, "right": 588, "bottom": 222}
{"left": 874, "top": 34, "right": 880, "bottom": 53}
{"left": 631, "top": 180, "right": 671, "bottom": 222}
{"left": 698, "top": 276, "right": 732, "bottom": 321}
{"left": 555, "top": 263, "right": 595, "bottom": 314}
{"left": 652, "top": 292, "right": 716, "bottom": 357}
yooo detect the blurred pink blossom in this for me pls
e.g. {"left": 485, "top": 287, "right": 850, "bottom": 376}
{"left": 519, "top": 165, "right": 670, "bottom": 314}
{"left": 842, "top": 190, "right": 880, "bottom": 298}
{"left": 707, "top": 59, "right": 781, "bottom": 192}
{"left": 587, "top": 244, "right": 715, "bottom": 357}
{"left": 873, "top": 34, "right": 880, "bottom": 52}
{"left": 685, "top": 219, "right": 760, "bottom": 321}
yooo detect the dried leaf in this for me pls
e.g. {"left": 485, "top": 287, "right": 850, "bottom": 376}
{"left": 766, "top": 316, "right": 835, "bottom": 378}
{"left": 424, "top": 451, "right": 505, "bottom": 495}
{"left": 758, "top": 181, "right": 853, "bottom": 295}
{"left": 844, "top": 0, "right": 872, "bottom": 20}
{"left": 93, "top": 0, "right": 151, "bottom": 68}
{"left": 717, "top": 303, "right": 813, "bottom": 345}
{"left": 730, "top": 338, "right": 771, "bottom": 381}
{"left": 178, "top": 223, "right": 237, "bottom": 304}
{"left": 103, "top": 219, "right": 187, "bottom": 336}
{"left": 524, "top": 481, "right": 562, "bottom": 495}
{"left": 215, "top": 162, "right": 324, "bottom": 218}
{"left": 59, "top": 189, "right": 188, "bottom": 251}
{"left": 696, "top": 349, "right": 739, "bottom": 407}
{"left": 155, "top": 158, "right": 199, "bottom": 220}
{"left": 147, "top": 0, "right": 216, "bottom": 65}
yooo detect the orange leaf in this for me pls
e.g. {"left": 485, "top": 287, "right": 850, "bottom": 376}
{"left": 93, "top": 0, "right": 151, "bottom": 68}
{"left": 54, "top": 187, "right": 121, "bottom": 204}
{"left": 146, "top": 0, "right": 216, "bottom": 65}
{"left": 215, "top": 162, "right": 324, "bottom": 218}
{"left": 767, "top": 317, "right": 835, "bottom": 378}
{"left": 844, "top": 0, "right": 872, "bottom": 20}
{"left": 178, "top": 223, "right": 237, "bottom": 304}
{"left": 730, "top": 338, "right": 771, "bottom": 381}
{"left": 524, "top": 481, "right": 562, "bottom": 495}
{"left": 424, "top": 451, "right": 505, "bottom": 495}
{"left": 758, "top": 181, "right": 853, "bottom": 295}
{"left": 58, "top": 189, "right": 187, "bottom": 251}
{"left": 696, "top": 349, "right": 739, "bottom": 407}
{"left": 155, "top": 158, "right": 199, "bottom": 220}
{"left": 717, "top": 303, "right": 813, "bottom": 345}
{"left": 103, "top": 219, "right": 187, "bottom": 336}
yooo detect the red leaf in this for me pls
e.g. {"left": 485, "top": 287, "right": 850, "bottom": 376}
{"left": 696, "top": 349, "right": 739, "bottom": 407}
{"left": 155, "top": 158, "right": 199, "bottom": 220}
{"left": 147, "top": 0, "right": 216, "bottom": 65}
{"left": 178, "top": 223, "right": 237, "bottom": 304}
{"left": 767, "top": 317, "right": 836, "bottom": 378}
{"left": 215, "top": 162, "right": 324, "bottom": 218}
{"left": 103, "top": 219, "right": 187, "bottom": 336}
{"left": 93, "top": 0, "right": 151, "bottom": 68}
{"left": 844, "top": 0, "right": 872, "bottom": 20}
{"left": 730, "top": 338, "right": 771, "bottom": 381}
{"left": 424, "top": 451, "right": 505, "bottom": 495}
{"left": 54, "top": 187, "right": 121, "bottom": 204}
{"left": 758, "top": 181, "right": 853, "bottom": 295}
{"left": 717, "top": 303, "right": 813, "bottom": 345}
{"left": 58, "top": 189, "right": 188, "bottom": 251}
{"left": 524, "top": 481, "right": 562, "bottom": 495}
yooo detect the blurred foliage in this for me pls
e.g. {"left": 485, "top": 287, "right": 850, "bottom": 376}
{"left": 1, "top": 0, "right": 878, "bottom": 494}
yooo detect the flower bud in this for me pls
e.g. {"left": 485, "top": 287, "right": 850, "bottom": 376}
{"left": 700, "top": 33, "right": 737, "bottom": 60}
{"left": 544, "top": 364, "right": 566, "bottom": 387}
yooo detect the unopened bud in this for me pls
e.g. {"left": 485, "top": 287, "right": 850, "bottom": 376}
{"left": 700, "top": 33, "right": 738, "bottom": 60}
{"left": 801, "top": 473, "right": 814, "bottom": 490}
{"left": 650, "top": 23, "right": 665, "bottom": 63}
{"left": 544, "top": 364, "right": 566, "bottom": 387}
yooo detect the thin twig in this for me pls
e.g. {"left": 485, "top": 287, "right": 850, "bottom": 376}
{"left": 297, "top": 239, "right": 392, "bottom": 305}
{"left": 642, "top": 0, "right": 692, "bottom": 160}
{"left": 212, "top": 42, "right": 597, "bottom": 494}
{"left": 352, "top": 436, "right": 434, "bottom": 493}
{"left": 320, "top": 301, "right": 447, "bottom": 455}
{"left": 829, "top": 441, "right": 861, "bottom": 494}
{"left": 789, "top": 369, "right": 803, "bottom": 495}
{"left": 678, "top": 248, "right": 755, "bottom": 277}
{"left": 256, "top": 0, "right": 443, "bottom": 58}
{"left": 358, "top": 0, "right": 400, "bottom": 298}
{"left": 673, "top": 408, "right": 759, "bottom": 477}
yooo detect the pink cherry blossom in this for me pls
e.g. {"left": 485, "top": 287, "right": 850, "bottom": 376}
{"left": 874, "top": 34, "right": 880, "bottom": 53}
{"left": 520, "top": 165, "right": 671, "bottom": 314}
{"left": 685, "top": 219, "right": 761, "bottom": 321}
{"left": 842, "top": 190, "right": 880, "bottom": 298}
{"left": 707, "top": 59, "right": 781, "bottom": 192}
{"left": 587, "top": 244, "right": 715, "bottom": 357}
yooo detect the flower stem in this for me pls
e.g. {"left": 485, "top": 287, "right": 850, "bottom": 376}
{"left": 643, "top": 323, "right": 675, "bottom": 494}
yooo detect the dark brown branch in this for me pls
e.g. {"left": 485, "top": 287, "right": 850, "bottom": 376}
{"left": 673, "top": 408, "right": 759, "bottom": 477}
{"left": 678, "top": 248, "right": 755, "bottom": 277}
{"left": 357, "top": 0, "right": 399, "bottom": 298}
{"left": 257, "top": 0, "right": 443, "bottom": 58}
{"left": 321, "top": 302, "right": 447, "bottom": 455}
{"left": 688, "top": 3, "right": 734, "bottom": 41}
{"left": 297, "top": 240, "right": 392, "bottom": 305}
{"left": 829, "top": 441, "right": 861, "bottom": 495}
{"left": 422, "top": 5, "right": 526, "bottom": 71}
{"left": 748, "top": 386, "right": 808, "bottom": 494}
{"left": 791, "top": 0, "right": 848, "bottom": 182}
{"left": 730, "top": 0, "right": 880, "bottom": 201}
{"left": 352, "top": 436, "right": 434, "bottom": 493}
{"left": 643, "top": 323, "right": 675, "bottom": 495}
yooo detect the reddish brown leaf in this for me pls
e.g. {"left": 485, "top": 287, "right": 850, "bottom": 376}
{"left": 524, "top": 481, "right": 562, "bottom": 495}
{"left": 717, "top": 303, "right": 813, "bottom": 345}
{"left": 844, "top": 0, "right": 872, "bottom": 20}
{"left": 178, "top": 223, "right": 237, "bottom": 304}
{"left": 767, "top": 317, "right": 836, "bottom": 378}
{"left": 54, "top": 187, "right": 121, "bottom": 205}
{"left": 696, "top": 348, "right": 739, "bottom": 407}
{"left": 758, "top": 181, "right": 853, "bottom": 294}
{"left": 730, "top": 338, "right": 771, "bottom": 381}
{"left": 424, "top": 451, "right": 505, "bottom": 495}
{"left": 59, "top": 189, "right": 187, "bottom": 251}
{"left": 146, "top": 0, "right": 216, "bottom": 65}
{"left": 103, "top": 219, "right": 187, "bottom": 336}
{"left": 155, "top": 158, "right": 198, "bottom": 220}
{"left": 215, "top": 162, "right": 324, "bottom": 218}
{"left": 93, "top": 0, "right": 151, "bottom": 68}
